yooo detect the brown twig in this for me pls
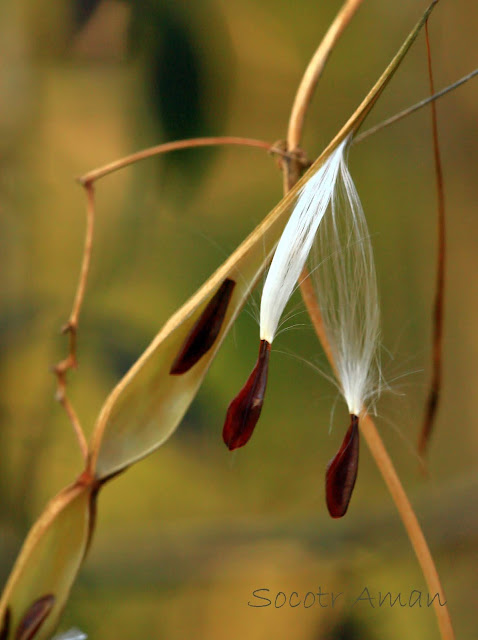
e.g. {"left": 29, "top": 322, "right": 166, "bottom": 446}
{"left": 282, "top": 2, "right": 454, "bottom": 639}
{"left": 70, "top": 181, "right": 96, "bottom": 332}
{"left": 54, "top": 380, "right": 89, "bottom": 462}
{"left": 78, "top": 136, "right": 295, "bottom": 185}
{"left": 418, "top": 22, "right": 447, "bottom": 458}
{"left": 287, "top": 0, "right": 364, "bottom": 153}
{"left": 359, "top": 413, "right": 454, "bottom": 640}
{"left": 53, "top": 181, "right": 95, "bottom": 462}
{"left": 53, "top": 343, "right": 89, "bottom": 462}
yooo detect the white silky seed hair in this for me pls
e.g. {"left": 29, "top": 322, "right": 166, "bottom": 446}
{"left": 51, "top": 629, "right": 87, "bottom": 640}
{"left": 260, "top": 138, "right": 348, "bottom": 344}
{"left": 312, "top": 141, "right": 380, "bottom": 416}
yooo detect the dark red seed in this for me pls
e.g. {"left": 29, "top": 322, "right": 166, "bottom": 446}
{"left": 0, "top": 607, "right": 11, "bottom": 640}
{"left": 15, "top": 594, "right": 55, "bottom": 640}
{"left": 170, "top": 278, "right": 236, "bottom": 375}
{"left": 222, "top": 339, "right": 271, "bottom": 450}
{"left": 326, "top": 414, "right": 360, "bottom": 518}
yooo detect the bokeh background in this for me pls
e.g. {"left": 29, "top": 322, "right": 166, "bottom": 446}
{"left": 1, "top": 1, "right": 477, "bottom": 638}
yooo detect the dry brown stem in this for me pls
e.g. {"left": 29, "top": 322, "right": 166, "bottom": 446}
{"left": 418, "top": 22, "right": 446, "bottom": 458}
{"left": 53, "top": 181, "right": 95, "bottom": 461}
{"left": 78, "top": 136, "right": 294, "bottom": 184}
{"left": 287, "top": 0, "right": 364, "bottom": 152}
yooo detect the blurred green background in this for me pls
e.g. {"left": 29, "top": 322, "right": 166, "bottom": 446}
{"left": 1, "top": 0, "right": 477, "bottom": 638}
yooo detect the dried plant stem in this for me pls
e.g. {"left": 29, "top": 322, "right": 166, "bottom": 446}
{"left": 55, "top": 389, "right": 89, "bottom": 462}
{"left": 283, "top": 2, "right": 454, "bottom": 639}
{"left": 284, "top": 0, "right": 364, "bottom": 191}
{"left": 70, "top": 182, "right": 95, "bottom": 331}
{"left": 419, "top": 22, "right": 446, "bottom": 458}
{"left": 53, "top": 182, "right": 95, "bottom": 461}
{"left": 360, "top": 413, "right": 454, "bottom": 639}
{"left": 78, "top": 136, "right": 291, "bottom": 185}
{"left": 287, "top": 0, "right": 364, "bottom": 151}
{"left": 354, "top": 68, "right": 478, "bottom": 144}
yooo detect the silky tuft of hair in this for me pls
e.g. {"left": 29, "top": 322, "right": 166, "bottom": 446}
{"left": 311, "top": 138, "right": 381, "bottom": 416}
{"left": 260, "top": 139, "right": 348, "bottom": 345}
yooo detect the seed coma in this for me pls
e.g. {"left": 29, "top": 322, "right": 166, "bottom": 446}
{"left": 222, "top": 339, "right": 271, "bottom": 450}
{"left": 14, "top": 594, "right": 55, "bottom": 640}
{"left": 325, "top": 414, "right": 360, "bottom": 518}
{"left": 170, "top": 278, "right": 236, "bottom": 375}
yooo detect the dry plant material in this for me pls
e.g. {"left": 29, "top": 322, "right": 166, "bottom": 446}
{"left": 0, "top": 483, "right": 95, "bottom": 640}
{"left": 78, "top": 137, "right": 291, "bottom": 184}
{"left": 419, "top": 21, "right": 447, "bottom": 458}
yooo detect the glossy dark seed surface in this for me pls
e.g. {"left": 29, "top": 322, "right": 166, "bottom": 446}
{"left": 170, "top": 278, "right": 236, "bottom": 375}
{"left": 326, "top": 414, "right": 360, "bottom": 518}
{"left": 223, "top": 340, "right": 271, "bottom": 450}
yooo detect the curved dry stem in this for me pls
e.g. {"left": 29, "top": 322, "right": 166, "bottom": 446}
{"left": 360, "top": 413, "right": 454, "bottom": 639}
{"left": 283, "top": 2, "right": 454, "bottom": 639}
{"left": 53, "top": 182, "right": 95, "bottom": 461}
{"left": 79, "top": 136, "right": 291, "bottom": 185}
{"left": 70, "top": 182, "right": 95, "bottom": 331}
{"left": 55, "top": 388, "right": 89, "bottom": 462}
{"left": 419, "top": 22, "right": 446, "bottom": 459}
{"left": 287, "top": 0, "right": 364, "bottom": 153}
